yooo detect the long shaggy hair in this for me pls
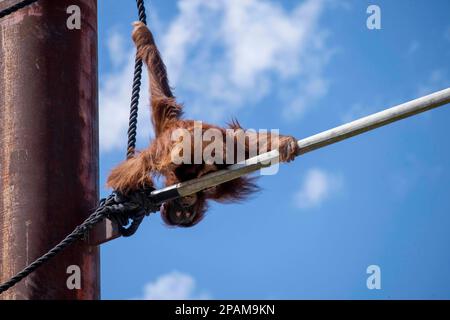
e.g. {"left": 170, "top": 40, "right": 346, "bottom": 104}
{"left": 107, "top": 22, "right": 298, "bottom": 227}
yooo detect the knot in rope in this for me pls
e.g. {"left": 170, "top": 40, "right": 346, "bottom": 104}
{"left": 107, "top": 187, "right": 158, "bottom": 237}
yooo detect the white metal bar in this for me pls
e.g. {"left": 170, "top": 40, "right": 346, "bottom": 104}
{"left": 297, "top": 87, "right": 450, "bottom": 155}
{"left": 151, "top": 88, "right": 450, "bottom": 201}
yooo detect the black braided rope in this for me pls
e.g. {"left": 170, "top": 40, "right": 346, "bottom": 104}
{"left": 0, "top": 195, "right": 114, "bottom": 294}
{"left": 0, "top": 0, "right": 39, "bottom": 19}
{"left": 0, "top": 188, "right": 159, "bottom": 295}
{"left": 126, "top": 0, "right": 148, "bottom": 159}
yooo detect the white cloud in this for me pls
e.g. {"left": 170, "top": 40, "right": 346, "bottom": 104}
{"left": 293, "top": 168, "right": 342, "bottom": 209}
{"left": 107, "top": 31, "right": 128, "bottom": 68}
{"left": 99, "top": 31, "right": 152, "bottom": 153}
{"left": 140, "top": 271, "right": 210, "bottom": 300}
{"left": 160, "top": 0, "right": 331, "bottom": 121}
{"left": 99, "top": 0, "right": 332, "bottom": 152}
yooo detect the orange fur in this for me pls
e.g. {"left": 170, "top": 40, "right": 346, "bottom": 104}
{"left": 107, "top": 22, "right": 299, "bottom": 227}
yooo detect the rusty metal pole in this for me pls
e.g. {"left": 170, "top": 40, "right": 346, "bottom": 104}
{"left": 0, "top": 0, "right": 99, "bottom": 299}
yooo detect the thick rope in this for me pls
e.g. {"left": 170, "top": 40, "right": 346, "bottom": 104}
{"left": 123, "top": 0, "right": 149, "bottom": 235}
{"left": 0, "top": 0, "right": 39, "bottom": 19}
{"left": 0, "top": 188, "right": 159, "bottom": 295}
{"left": 0, "top": 195, "right": 114, "bottom": 294}
{"left": 126, "top": 0, "right": 148, "bottom": 159}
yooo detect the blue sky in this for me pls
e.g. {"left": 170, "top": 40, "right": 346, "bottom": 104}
{"left": 97, "top": 0, "right": 450, "bottom": 299}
